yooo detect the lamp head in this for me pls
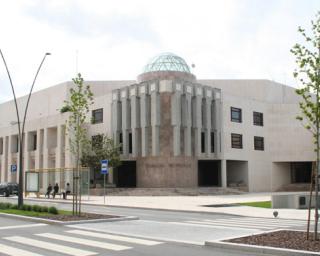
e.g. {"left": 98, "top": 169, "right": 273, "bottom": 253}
{"left": 45, "top": 52, "right": 51, "bottom": 56}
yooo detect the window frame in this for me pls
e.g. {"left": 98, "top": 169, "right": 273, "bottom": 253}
{"left": 231, "top": 133, "right": 243, "bottom": 149}
{"left": 92, "top": 108, "right": 103, "bottom": 124}
{"left": 231, "top": 107, "right": 242, "bottom": 123}
{"left": 254, "top": 136, "right": 264, "bottom": 151}
{"left": 253, "top": 111, "right": 263, "bottom": 126}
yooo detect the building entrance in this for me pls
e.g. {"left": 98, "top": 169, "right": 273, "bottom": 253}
{"left": 115, "top": 161, "right": 137, "bottom": 187}
{"left": 198, "top": 160, "right": 221, "bottom": 186}
{"left": 291, "top": 162, "right": 312, "bottom": 183}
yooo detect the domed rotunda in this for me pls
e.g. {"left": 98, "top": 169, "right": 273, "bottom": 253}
{"left": 137, "top": 52, "right": 196, "bottom": 83}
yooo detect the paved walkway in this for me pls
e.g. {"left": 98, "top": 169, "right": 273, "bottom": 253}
{"left": 24, "top": 192, "right": 314, "bottom": 221}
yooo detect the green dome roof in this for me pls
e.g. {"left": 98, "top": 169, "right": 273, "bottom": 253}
{"left": 143, "top": 53, "right": 191, "bottom": 73}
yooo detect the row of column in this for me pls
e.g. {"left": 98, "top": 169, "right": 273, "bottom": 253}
{"left": 0, "top": 125, "right": 71, "bottom": 186}
{"left": 112, "top": 81, "right": 222, "bottom": 158}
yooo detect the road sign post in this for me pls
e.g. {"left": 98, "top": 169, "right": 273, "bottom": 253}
{"left": 11, "top": 164, "right": 17, "bottom": 173}
{"left": 101, "top": 160, "right": 109, "bottom": 204}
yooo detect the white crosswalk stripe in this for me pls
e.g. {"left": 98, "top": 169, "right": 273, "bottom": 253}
{"left": 4, "top": 236, "right": 96, "bottom": 256}
{"left": 182, "top": 217, "right": 307, "bottom": 230}
{"left": 37, "top": 233, "right": 132, "bottom": 251}
{"left": 1, "top": 229, "right": 165, "bottom": 256}
{"left": 0, "top": 243, "right": 44, "bottom": 256}
{"left": 67, "top": 229, "right": 163, "bottom": 245}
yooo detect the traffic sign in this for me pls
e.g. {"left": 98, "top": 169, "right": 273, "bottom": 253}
{"left": 11, "top": 164, "right": 17, "bottom": 173}
{"left": 101, "top": 159, "right": 108, "bottom": 174}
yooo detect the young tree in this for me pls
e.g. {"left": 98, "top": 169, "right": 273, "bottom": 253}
{"left": 81, "top": 134, "right": 121, "bottom": 185}
{"left": 62, "top": 73, "right": 93, "bottom": 216}
{"left": 291, "top": 12, "right": 320, "bottom": 240}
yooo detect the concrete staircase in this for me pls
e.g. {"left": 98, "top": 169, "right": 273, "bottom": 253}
{"left": 277, "top": 183, "right": 311, "bottom": 192}
{"left": 89, "top": 187, "right": 245, "bottom": 196}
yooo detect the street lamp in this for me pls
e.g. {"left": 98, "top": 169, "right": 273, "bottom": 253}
{"left": 0, "top": 50, "right": 51, "bottom": 207}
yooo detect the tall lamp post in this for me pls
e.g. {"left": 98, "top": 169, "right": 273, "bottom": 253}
{"left": 0, "top": 50, "right": 51, "bottom": 207}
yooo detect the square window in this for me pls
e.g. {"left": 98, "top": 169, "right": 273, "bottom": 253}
{"left": 253, "top": 112, "right": 263, "bottom": 126}
{"left": 231, "top": 107, "right": 242, "bottom": 123}
{"left": 231, "top": 133, "right": 243, "bottom": 149}
{"left": 92, "top": 108, "right": 103, "bottom": 124}
{"left": 254, "top": 136, "right": 264, "bottom": 151}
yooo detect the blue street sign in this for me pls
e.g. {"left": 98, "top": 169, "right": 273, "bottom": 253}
{"left": 11, "top": 164, "right": 17, "bottom": 173}
{"left": 101, "top": 159, "right": 109, "bottom": 174}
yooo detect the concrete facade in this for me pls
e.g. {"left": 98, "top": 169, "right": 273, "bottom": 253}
{"left": 0, "top": 53, "right": 315, "bottom": 192}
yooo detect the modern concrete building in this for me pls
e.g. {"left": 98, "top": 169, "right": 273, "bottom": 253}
{"left": 0, "top": 53, "right": 314, "bottom": 192}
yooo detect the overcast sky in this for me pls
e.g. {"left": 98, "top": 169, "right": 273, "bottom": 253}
{"left": 0, "top": 0, "right": 318, "bottom": 103}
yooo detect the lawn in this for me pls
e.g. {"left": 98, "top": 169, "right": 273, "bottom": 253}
{"left": 0, "top": 208, "right": 72, "bottom": 217}
{"left": 237, "top": 201, "right": 271, "bottom": 208}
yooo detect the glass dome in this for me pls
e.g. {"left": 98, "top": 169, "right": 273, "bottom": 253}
{"left": 143, "top": 53, "right": 191, "bottom": 73}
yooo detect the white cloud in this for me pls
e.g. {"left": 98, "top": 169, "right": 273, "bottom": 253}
{"left": 0, "top": 0, "right": 318, "bottom": 103}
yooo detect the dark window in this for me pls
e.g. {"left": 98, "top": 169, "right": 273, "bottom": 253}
{"left": 231, "top": 133, "right": 243, "bottom": 149}
{"left": 231, "top": 107, "right": 242, "bottom": 123}
{"left": 201, "top": 132, "right": 205, "bottom": 153}
{"left": 33, "top": 134, "right": 37, "bottom": 150}
{"left": 92, "top": 108, "right": 103, "bottom": 124}
{"left": 253, "top": 112, "right": 263, "bottom": 126}
{"left": 254, "top": 136, "right": 264, "bottom": 151}
{"left": 119, "top": 132, "right": 123, "bottom": 153}
{"left": 210, "top": 132, "right": 214, "bottom": 153}
{"left": 129, "top": 132, "right": 133, "bottom": 154}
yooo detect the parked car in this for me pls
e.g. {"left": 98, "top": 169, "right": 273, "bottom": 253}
{"left": 7, "top": 182, "right": 19, "bottom": 195}
{"left": 0, "top": 182, "right": 18, "bottom": 197}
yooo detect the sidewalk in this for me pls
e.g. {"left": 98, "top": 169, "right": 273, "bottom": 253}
{"left": 24, "top": 192, "right": 313, "bottom": 221}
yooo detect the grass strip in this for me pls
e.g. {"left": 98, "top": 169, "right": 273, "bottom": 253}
{"left": 237, "top": 201, "right": 271, "bottom": 208}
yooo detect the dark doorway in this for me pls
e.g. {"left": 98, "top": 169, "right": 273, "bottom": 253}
{"left": 115, "top": 161, "right": 136, "bottom": 187}
{"left": 291, "top": 162, "right": 312, "bottom": 183}
{"left": 198, "top": 160, "right": 221, "bottom": 186}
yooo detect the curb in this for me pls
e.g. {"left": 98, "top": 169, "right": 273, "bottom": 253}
{"left": 5, "top": 197, "right": 245, "bottom": 218}
{"left": 205, "top": 229, "right": 319, "bottom": 256}
{"left": 205, "top": 240, "right": 319, "bottom": 256}
{"left": 0, "top": 212, "right": 139, "bottom": 225}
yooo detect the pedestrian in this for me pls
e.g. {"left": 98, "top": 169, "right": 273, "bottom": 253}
{"left": 45, "top": 184, "right": 52, "bottom": 198}
{"left": 52, "top": 183, "right": 59, "bottom": 199}
{"left": 63, "top": 182, "right": 71, "bottom": 199}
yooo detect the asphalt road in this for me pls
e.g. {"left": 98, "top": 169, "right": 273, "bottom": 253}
{"left": 0, "top": 216, "right": 268, "bottom": 256}
{"left": 0, "top": 196, "right": 309, "bottom": 256}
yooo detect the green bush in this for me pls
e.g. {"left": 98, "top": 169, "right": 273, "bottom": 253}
{"left": 41, "top": 206, "right": 49, "bottom": 213}
{"left": 48, "top": 206, "right": 58, "bottom": 215}
{"left": 20, "top": 204, "right": 29, "bottom": 211}
{"left": 0, "top": 202, "right": 11, "bottom": 209}
{"left": 32, "top": 205, "right": 41, "bottom": 212}
{"left": 10, "top": 204, "right": 18, "bottom": 210}
{"left": 25, "top": 204, "right": 32, "bottom": 211}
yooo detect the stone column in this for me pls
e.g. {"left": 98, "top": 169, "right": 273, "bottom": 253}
{"left": 0, "top": 140, "right": 6, "bottom": 182}
{"left": 130, "top": 86, "right": 140, "bottom": 157}
{"left": 213, "top": 90, "right": 222, "bottom": 158}
{"left": 35, "top": 130, "right": 41, "bottom": 169}
{"left": 64, "top": 131, "right": 74, "bottom": 188}
{"left": 183, "top": 85, "right": 193, "bottom": 156}
{"left": 24, "top": 132, "right": 30, "bottom": 173}
{"left": 221, "top": 159, "right": 227, "bottom": 188}
{"left": 1, "top": 137, "right": 7, "bottom": 182}
{"left": 194, "top": 86, "right": 203, "bottom": 157}
{"left": 204, "top": 89, "right": 212, "bottom": 157}
{"left": 140, "top": 84, "right": 150, "bottom": 157}
{"left": 171, "top": 83, "right": 182, "bottom": 156}
{"left": 121, "top": 88, "right": 130, "bottom": 157}
{"left": 55, "top": 125, "right": 64, "bottom": 184}
{"left": 150, "top": 82, "right": 160, "bottom": 156}
{"left": 42, "top": 128, "right": 49, "bottom": 190}
{"left": 111, "top": 90, "right": 121, "bottom": 149}
{"left": 7, "top": 135, "right": 13, "bottom": 182}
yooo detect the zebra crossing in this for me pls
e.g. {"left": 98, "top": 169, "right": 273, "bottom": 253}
{"left": 0, "top": 229, "right": 164, "bottom": 256}
{"left": 171, "top": 216, "right": 308, "bottom": 231}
